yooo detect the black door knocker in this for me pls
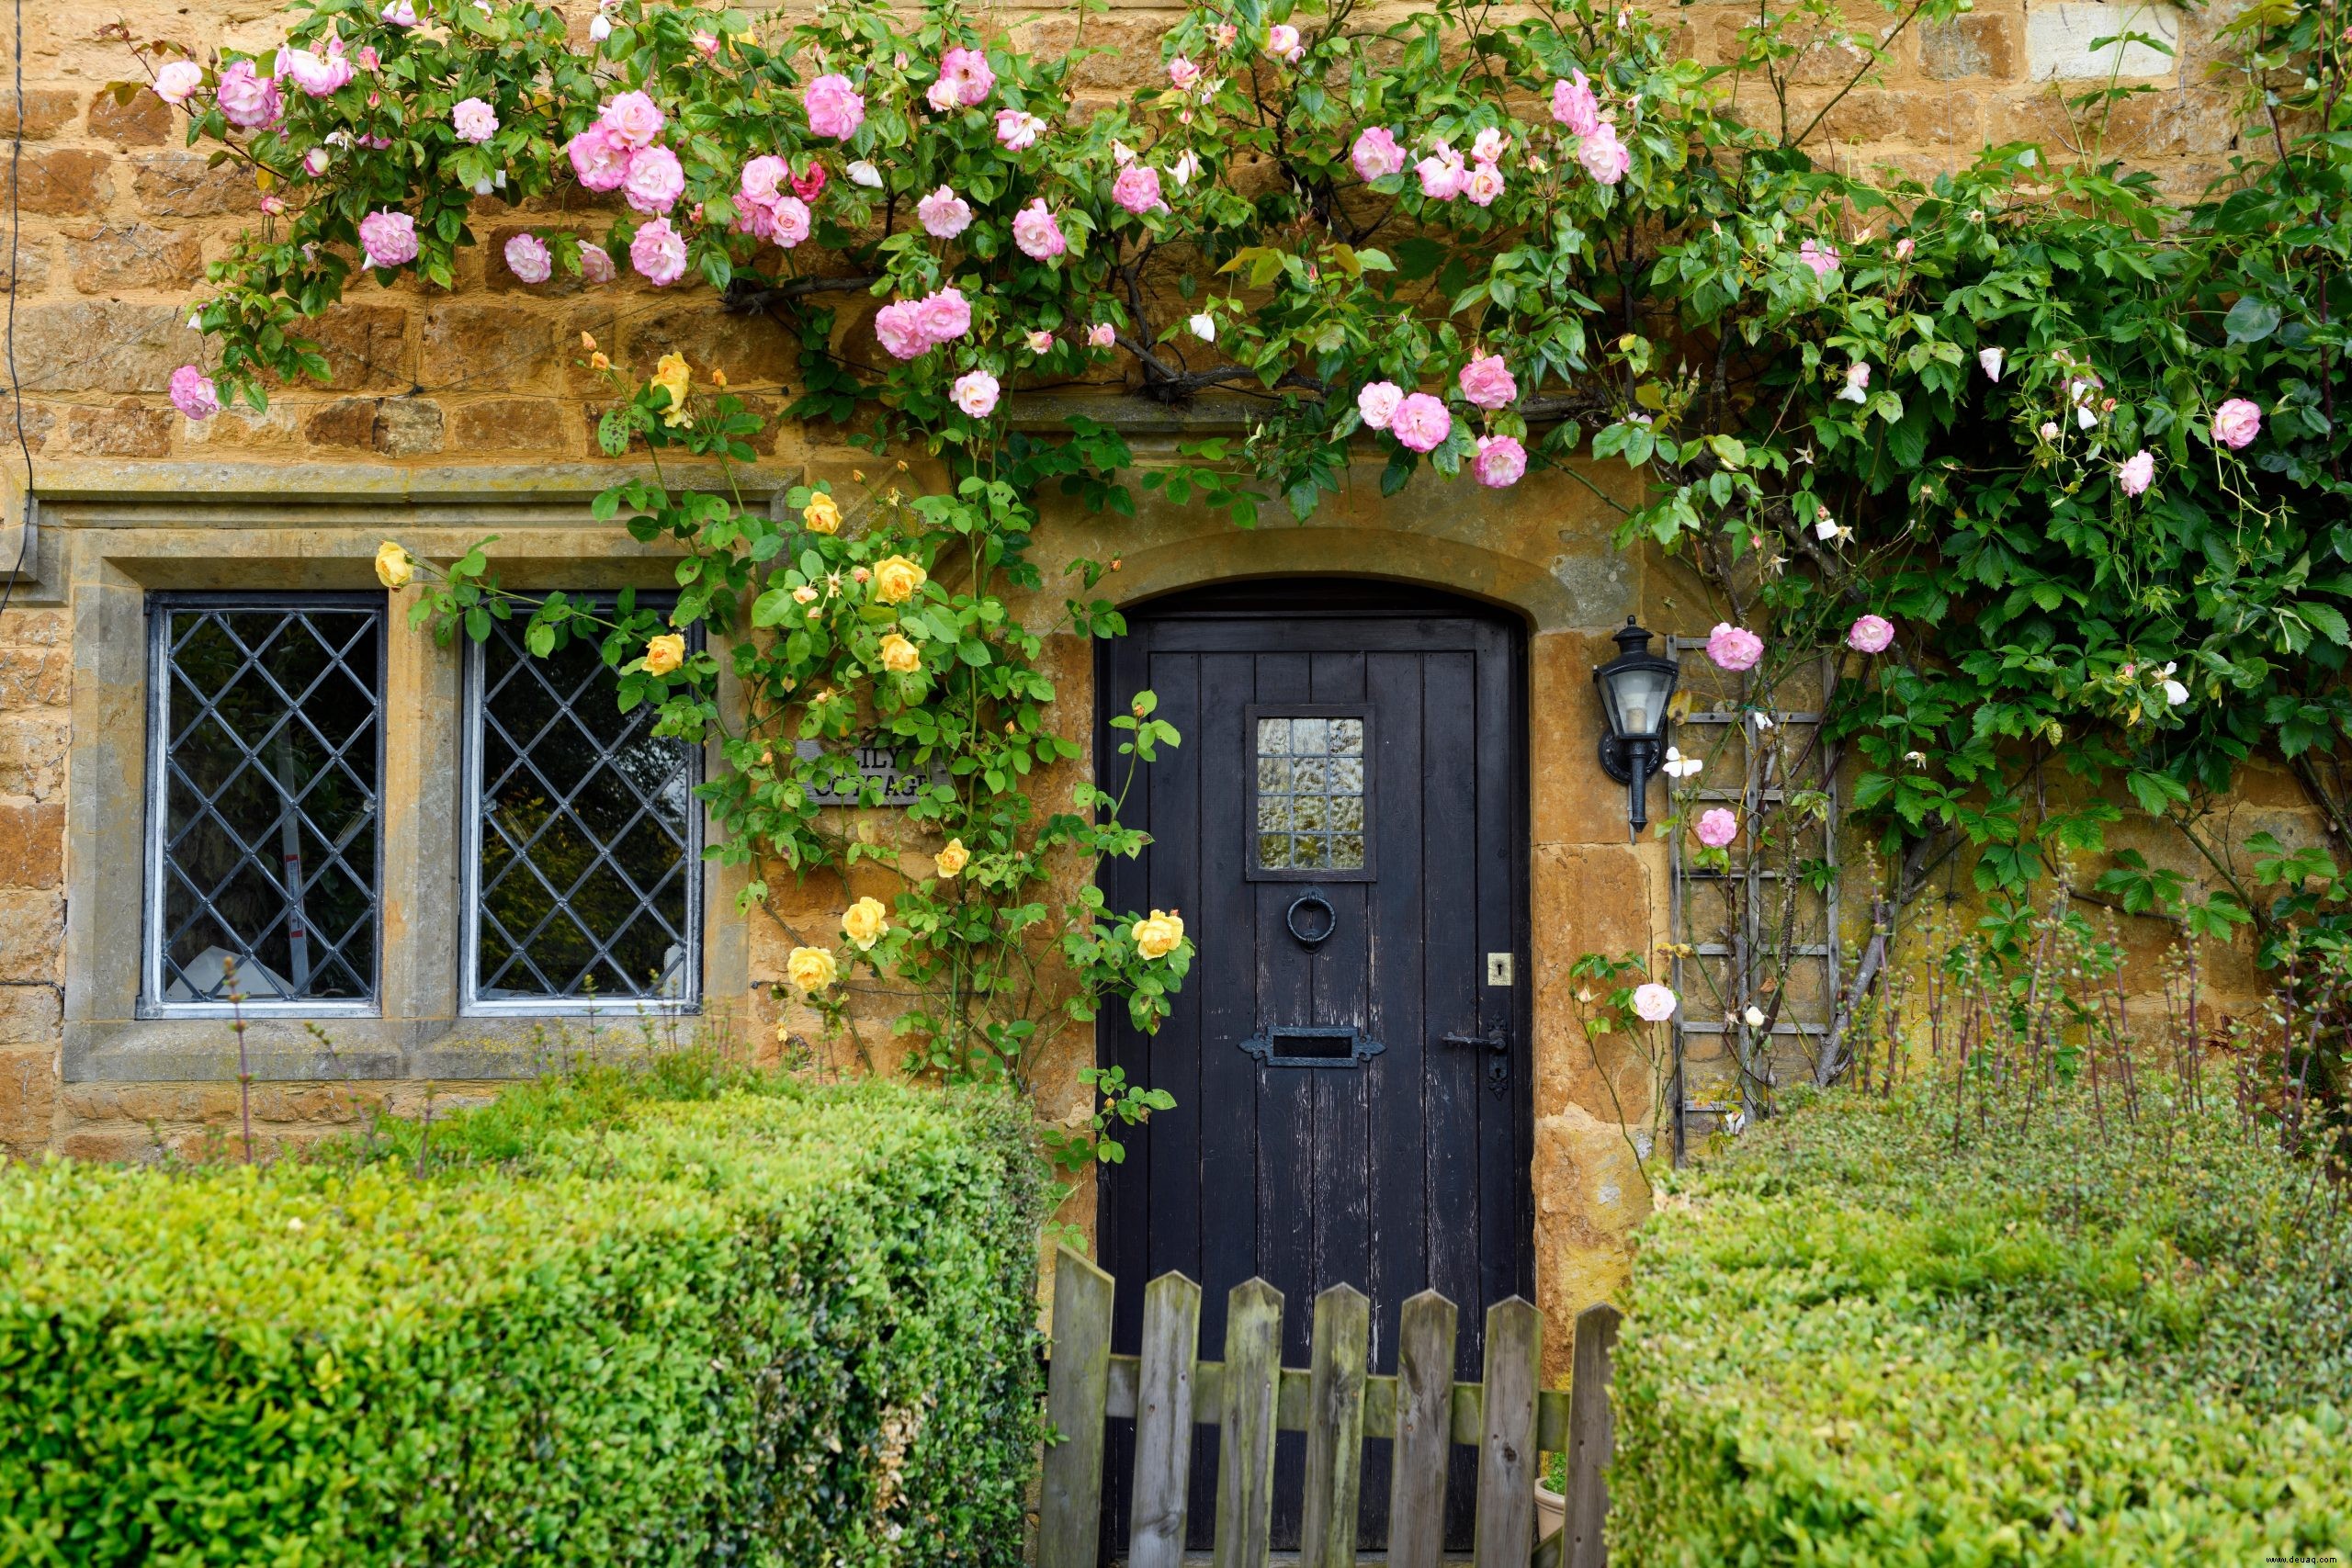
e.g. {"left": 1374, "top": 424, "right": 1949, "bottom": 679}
{"left": 1285, "top": 887, "right": 1337, "bottom": 948}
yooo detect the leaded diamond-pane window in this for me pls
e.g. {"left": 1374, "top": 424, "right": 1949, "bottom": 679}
{"left": 1250, "top": 712, "right": 1369, "bottom": 875}
{"left": 145, "top": 594, "right": 383, "bottom": 1010}
{"left": 465, "top": 606, "right": 701, "bottom": 1009}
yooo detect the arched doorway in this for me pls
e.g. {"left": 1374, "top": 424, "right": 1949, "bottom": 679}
{"left": 1093, "top": 578, "right": 1532, "bottom": 1555}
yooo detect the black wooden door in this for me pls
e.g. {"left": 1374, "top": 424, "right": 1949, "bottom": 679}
{"left": 1096, "top": 580, "right": 1532, "bottom": 1557}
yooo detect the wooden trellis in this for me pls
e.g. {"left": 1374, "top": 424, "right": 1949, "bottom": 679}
{"left": 1038, "top": 1248, "right": 1619, "bottom": 1568}
{"left": 1665, "top": 641, "right": 1843, "bottom": 1163}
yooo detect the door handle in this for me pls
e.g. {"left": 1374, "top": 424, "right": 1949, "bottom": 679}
{"left": 1440, "top": 1024, "right": 1510, "bottom": 1096}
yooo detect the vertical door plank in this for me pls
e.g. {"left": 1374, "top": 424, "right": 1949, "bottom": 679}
{"left": 1298, "top": 1283, "right": 1371, "bottom": 1568}
{"left": 1470, "top": 1296, "right": 1541, "bottom": 1568}
{"left": 1211, "top": 1278, "right": 1284, "bottom": 1568}
{"left": 1042, "top": 1247, "right": 1115, "bottom": 1568}
{"left": 1385, "top": 1291, "right": 1458, "bottom": 1568}
{"left": 1469, "top": 624, "right": 1530, "bottom": 1314}
{"left": 1564, "top": 1303, "right": 1622, "bottom": 1568}
{"left": 1128, "top": 1272, "right": 1204, "bottom": 1568}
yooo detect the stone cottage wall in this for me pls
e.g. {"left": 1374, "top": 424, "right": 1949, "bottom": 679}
{"left": 0, "top": 0, "right": 2301, "bottom": 1353}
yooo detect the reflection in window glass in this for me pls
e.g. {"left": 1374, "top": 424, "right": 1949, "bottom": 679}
{"left": 470, "top": 612, "right": 700, "bottom": 1004}
{"left": 1254, "top": 716, "right": 1366, "bottom": 870}
{"left": 149, "top": 598, "right": 382, "bottom": 1005}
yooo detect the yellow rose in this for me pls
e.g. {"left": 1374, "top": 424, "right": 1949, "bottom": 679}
{"left": 872, "top": 554, "right": 926, "bottom": 604}
{"left": 643, "top": 633, "right": 686, "bottom": 676}
{"left": 374, "top": 541, "right": 414, "bottom": 590}
{"left": 842, "top": 895, "right": 888, "bottom": 951}
{"left": 650, "top": 351, "right": 692, "bottom": 426}
{"left": 933, "top": 838, "right": 969, "bottom": 879}
{"left": 878, "top": 633, "right": 922, "bottom": 675}
{"left": 1131, "top": 908, "right": 1184, "bottom": 961}
{"left": 802, "top": 491, "right": 842, "bottom": 535}
{"left": 786, "top": 945, "right": 838, "bottom": 997}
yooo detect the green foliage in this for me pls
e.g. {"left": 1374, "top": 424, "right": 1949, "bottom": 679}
{"left": 1614, "top": 1085, "right": 2352, "bottom": 1563}
{"left": 0, "top": 1067, "right": 1044, "bottom": 1566}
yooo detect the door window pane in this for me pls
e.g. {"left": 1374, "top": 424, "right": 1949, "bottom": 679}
{"left": 148, "top": 596, "right": 382, "bottom": 1007}
{"left": 468, "top": 608, "right": 700, "bottom": 1007}
{"left": 1252, "top": 715, "right": 1367, "bottom": 872}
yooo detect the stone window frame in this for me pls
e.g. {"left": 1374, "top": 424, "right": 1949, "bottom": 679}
{"left": 44, "top": 463, "right": 786, "bottom": 1084}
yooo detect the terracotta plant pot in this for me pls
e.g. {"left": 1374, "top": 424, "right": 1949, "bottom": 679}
{"left": 1535, "top": 1482, "right": 1566, "bottom": 1542}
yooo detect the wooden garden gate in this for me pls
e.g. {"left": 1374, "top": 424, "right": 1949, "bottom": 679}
{"left": 1038, "top": 1248, "right": 1619, "bottom": 1567}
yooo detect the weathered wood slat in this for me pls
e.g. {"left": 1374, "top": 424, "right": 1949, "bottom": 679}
{"left": 1211, "top": 1278, "right": 1283, "bottom": 1568}
{"left": 1563, "top": 1304, "right": 1622, "bottom": 1568}
{"left": 1041, "top": 1247, "right": 1115, "bottom": 1568}
{"left": 1470, "top": 1297, "right": 1541, "bottom": 1568}
{"left": 1128, "top": 1272, "right": 1204, "bottom": 1568}
{"left": 1298, "top": 1284, "right": 1371, "bottom": 1568}
{"left": 1111, "top": 1356, "right": 1557, "bottom": 1450}
{"left": 1385, "top": 1290, "right": 1458, "bottom": 1568}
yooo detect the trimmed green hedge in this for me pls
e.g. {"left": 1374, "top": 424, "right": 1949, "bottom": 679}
{"left": 0, "top": 1066, "right": 1043, "bottom": 1566}
{"left": 1614, "top": 1086, "right": 2352, "bottom": 1564}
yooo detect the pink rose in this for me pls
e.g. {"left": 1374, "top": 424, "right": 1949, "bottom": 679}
{"left": 1168, "top": 56, "right": 1203, "bottom": 91}
{"left": 2119, "top": 448, "right": 2155, "bottom": 497}
{"left": 380, "top": 0, "right": 416, "bottom": 25}
{"left": 1577, "top": 120, "right": 1630, "bottom": 185}
{"left": 1551, "top": 72, "right": 1600, "bottom": 136}
{"left": 153, "top": 61, "right": 204, "bottom": 106}
{"left": 566, "top": 124, "right": 630, "bottom": 192}
{"left": 1694, "top": 807, "right": 1738, "bottom": 849}
{"left": 215, "top": 60, "right": 281, "bottom": 130}
{"left": 1351, "top": 126, "right": 1405, "bottom": 181}
{"left": 1266, "top": 23, "right": 1304, "bottom": 62}
{"left": 279, "top": 39, "right": 353, "bottom": 98}
{"left": 452, "top": 96, "right": 499, "bottom": 144}
{"left": 2211, "top": 397, "right": 2262, "bottom": 449}
{"left": 169, "top": 365, "right": 220, "bottom": 421}
{"left": 1631, "top": 982, "right": 1678, "bottom": 1022}
{"left": 693, "top": 30, "right": 720, "bottom": 60}
{"left": 804, "top": 73, "right": 865, "bottom": 141}
{"left": 1027, "top": 330, "right": 1056, "bottom": 354}
{"left": 1894, "top": 236, "right": 1915, "bottom": 261}
{"left": 1012, "top": 198, "right": 1066, "bottom": 260}
{"left": 600, "top": 90, "right": 665, "bottom": 149}
{"left": 628, "top": 216, "right": 688, "bottom": 287}
{"left": 1390, "top": 392, "right": 1452, "bottom": 453}
{"left": 301, "top": 146, "right": 330, "bottom": 177}
{"left": 917, "top": 185, "right": 972, "bottom": 239}
{"left": 789, "top": 161, "right": 827, "bottom": 202}
{"left": 875, "top": 300, "right": 928, "bottom": 360}
{"left": 1113, "top": 164, "right": 1164, "bottom": 215}
{"left": 259, "top": 194, "right": 285, "bottom": 215}
{"left": 357, "top": 208, "right": 417, "bottom": 270}
{"left": 1088, "top": 321, "right": 1117, "bottom": 349}
{"left": 936, "top": 46, "right": 995, "bottom": 107}
{"left": 1211, "top": 22, "right": 1238, "bottom": 49}
{"left": 1458, "top": 355, "right": 1516, "bottom": 410}
{"left": 1463, "top": 162, "right": 1505, "bottom": 206}
{"left": 916, "top": 287, "right": 972, "bottom": 344}
{"left": 995, "top": 108, "right": 1046, "bottom": 149}
{"left": 1846, "top": 614, "right": 1894, "bottom": 654}
{"left": 1356, "top": 380, "right": 1404, "bottom": 430}
{"left": 503, "top": 231, "right": 551, "bottom": 284}
{"left": 623, "top": 144, "right": 684, "bottom": 214}
{"left": 764, "top": 196, "right": 811, "bottom": 247}
{"left": 1416, "top": 152, "right": 1464, "bottom": 200}
{"left": 579, "top": 242, "right": 616, "bottom": 283}
{"left": 357, "top": 45, "right": 379, "bottom": 70}
{"left": 741, "top": 155, "right": 788, "bottom": 206}
{"left": 1472, "top": 434, "right": 1526, "bottom": 488}
{"left": 1798, "top": 238, "right": 1840, "bottom": 278}
{"left": 1705, "top": 622, "right": 1763, "bottom": 671}
{"left": 951, "top": 369, "right": 1001, "bottom": 418}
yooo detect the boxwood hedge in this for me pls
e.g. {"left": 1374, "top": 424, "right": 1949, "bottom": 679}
{"left": 0, "top": 1066, "right": 1043, "bottom": 1566}
{"left": 1614, "top": 1084, "right": 2352, "bottom": 1564}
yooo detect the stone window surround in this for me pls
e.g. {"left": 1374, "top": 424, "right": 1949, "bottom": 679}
{"left": 42, "top": 461, "right": 791, "bottom": 1085}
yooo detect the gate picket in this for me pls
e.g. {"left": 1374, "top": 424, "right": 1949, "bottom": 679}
{"left": 1297, "top": 1285, "right": 1371, "bottom": 1568}
{"left": 1471, "top": 1297, "right": 1542, "bottom": 1568}
{"left": 1126, "top": 1273, "right": 1204, "bottom": 1568}
{"left": 1385, "top": 1291, "right": 1458, "bottom": 1568}
{"left": 1210, "top": 1278, "right": 1283, "bottom": 1568}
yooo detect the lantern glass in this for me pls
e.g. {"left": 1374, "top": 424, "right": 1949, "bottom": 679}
{"left": 1600, "top": 664, "right": 1676, "bottom": 742}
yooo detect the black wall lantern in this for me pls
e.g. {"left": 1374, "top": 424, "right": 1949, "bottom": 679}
{"left": 1592, "top": 616, "right": 1679, "bottom": 837}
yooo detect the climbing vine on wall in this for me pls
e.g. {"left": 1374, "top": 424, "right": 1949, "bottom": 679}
{"left": 135, "top": 0, "right": 2352, "bottom": 1130}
